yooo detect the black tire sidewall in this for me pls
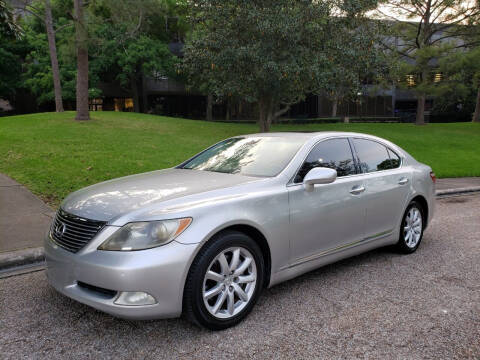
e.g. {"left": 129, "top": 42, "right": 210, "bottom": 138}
{"left": 184, "top": 231, "right": 264, "bottom": 330}
{"left": 397, "top": 201, "right": 424, "bottom": 254}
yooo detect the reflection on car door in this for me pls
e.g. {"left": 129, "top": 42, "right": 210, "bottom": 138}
{"left": 287, "top": 138, "right": 366, "bottom": 263}
{"left": 352, "top": 138, "right": 411, "bottom": 240}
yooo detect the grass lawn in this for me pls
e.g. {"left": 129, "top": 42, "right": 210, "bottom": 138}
{"left": 1, "top": 111, "right": 479, "bottom": 207}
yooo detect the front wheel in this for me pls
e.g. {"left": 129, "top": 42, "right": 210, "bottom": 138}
{"left": 396, "top": 201, "right": 424, "bottom": 254}
{"left": 183, "top": 231, "right": 264, "bottom": 330}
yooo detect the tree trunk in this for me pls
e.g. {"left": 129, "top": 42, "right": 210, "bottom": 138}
{"left": 415, "top": 94, "right": 426, "bottom": 125}
{"left": 206, "top": 93, "right": 213, "bottom": 121}
{"left": 258, "top": 98, "right": 269, "bottom": 132}
{"left": 257, "top": 97, "right": 289, "bottom": 132}
{"left": 45, "top": 0, "right": 63, "bottom": 112}
{"left": 225, "top": 99, "right": 230, "bottom": 121}
{"left": 74, "top": 0, "right": 89, "bottom": 120}
{"left": 258, "top": 97, "right": 275, "bottom": 132}
{"left": 266, "top": 101, "right": 274, "bottom": 128}
{"left": 141, "top": 72, "right": 148, "bottom": 113}
{"left": 237, "top": 100, "right": 242, "bottom": 120}
{"left": 473, "top": 87, "right": 480, "bottom": 123}
{"left": 131, "top": 75, "right": 140, "bottom": 113}
{"left": 331, "top": 97, "right": 338, "bottom": 117}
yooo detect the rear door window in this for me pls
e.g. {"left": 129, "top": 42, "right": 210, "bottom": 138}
{"left": 294, "top": 138, "right": 357, "bottom": 183}
{"left": 388, "top": 149, "right": 401, "bottom": 169}
{"left": 353, "top": 138, "right": 392, "bottom": 173}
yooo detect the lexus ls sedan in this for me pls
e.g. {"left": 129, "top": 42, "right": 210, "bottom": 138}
{"left": 45, "top": 132, "right": 435, "bottom": 330}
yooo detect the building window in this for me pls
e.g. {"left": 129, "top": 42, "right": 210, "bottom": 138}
{"left": 114, "top": 98, "right": 134, "bottom": 112}
{"left": 406, "top": 75, "right": 415, "bottom": 87}
{"left": 124, "top": 98, "right": 134, "bottom": 111}
{"left": 89, "top": 98, "right": 103, "bottom": 111}
{"left": 434, "top": 73, "right": 442, "bottom": 83}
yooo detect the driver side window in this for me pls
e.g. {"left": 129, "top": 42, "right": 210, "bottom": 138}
{"left": 294, "top": 138, "right": 357, "bottom": 183}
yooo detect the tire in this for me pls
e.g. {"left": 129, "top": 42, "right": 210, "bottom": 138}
{"left": 396, "top": 200, "right": 425, "bottom": 254}
{"left": 183, "top": 230, "right": 265, "bottom": 330}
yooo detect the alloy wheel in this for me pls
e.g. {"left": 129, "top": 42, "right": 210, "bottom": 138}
{"left": 403, "top": 207, "right": 422, "bottom": 248}
{"left": 202, "top": 247, "right": 257, "bottom": 319}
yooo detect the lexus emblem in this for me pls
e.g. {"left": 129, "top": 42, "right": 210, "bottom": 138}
{"left": 55, "top": 222, "right": 67, "bottom": 237}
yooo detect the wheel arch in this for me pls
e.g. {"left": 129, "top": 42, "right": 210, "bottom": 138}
{"left": 200, "top": 224, "right": 272, "bottom": 288}
{"left": 410, "top": 194, "right": 429, "bottom": 224}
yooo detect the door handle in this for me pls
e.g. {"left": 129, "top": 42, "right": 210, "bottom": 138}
{"left": 350, "top": 185, "right": 365, "bottom": 195}
{"left": 398, "top": 177, "right": 409, "bottom": 185}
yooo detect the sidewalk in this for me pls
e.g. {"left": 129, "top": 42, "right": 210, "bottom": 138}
{"left": 0, "top": 173, "right": 479, "bottom": 270}
{"left": 0, "top": 174, "right": 54, "bottom": 269}
{"left": 435, "top": 177, "right": 480, "bottom": 192}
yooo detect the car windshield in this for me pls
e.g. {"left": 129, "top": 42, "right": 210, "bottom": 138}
{"left": 180, "top": 137, "right": 305, "bottom": 177}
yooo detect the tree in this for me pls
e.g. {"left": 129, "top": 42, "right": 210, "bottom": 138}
{"left": 377, "top": 0, "right": 480, "bottom": 125}
{"left": 74, "top": 0, "right": 89, "bottom": 120}
{"left": 22, "top": 25, "right": 77, "bottom": 106}
{"left": 89, "top": 0, "right": 180, "bottom": 113}
{"left": 318, "top": 15, "right": 386, "bottom": 118}
{"left": 183, "top": 0, "right": 381, "bottom": 131}
{"left": 439, "top": 47, "right": 480, "bottom": 122}
{"left": 14, "top": 0, "right": 68, "bottom": 112}
{"left": 473, "top": 51, "right": 480, "bottom": 123}
{"left": 0, "top": 1, "right": 26, "bottom": 102}
{"left": 182, "top": 0, "right": 335, "bottom": 132}
{"left": 1, "top": 0, "right": 21, "bottom": 38}
{"left": 116, "top": 36, "right": 177, "bottom": 112}
{"left": 44, "top": 0, "right": 64, "bottom": 111}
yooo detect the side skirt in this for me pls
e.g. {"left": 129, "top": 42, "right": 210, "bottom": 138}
{"left": 269, "top": 230, "right": 396, "bottom": 287}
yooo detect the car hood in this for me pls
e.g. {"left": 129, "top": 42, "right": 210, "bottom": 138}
{"left": 61, "top": 168, "right": 259, "bottom": 222}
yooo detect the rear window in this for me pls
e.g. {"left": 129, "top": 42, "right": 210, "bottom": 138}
{"left": 388, "top": 149, "right": 401, "bottom": 169}
{"left": 353, "top": 138, "right": 392, "bottom": 173}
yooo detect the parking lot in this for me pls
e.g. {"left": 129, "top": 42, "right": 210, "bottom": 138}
{"left": 1, "top": 194, "right": 479, "bottom": 359}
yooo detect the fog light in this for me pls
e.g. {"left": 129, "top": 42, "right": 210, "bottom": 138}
{"left": 114, "top": 291, "right": 157, "bottom": 306}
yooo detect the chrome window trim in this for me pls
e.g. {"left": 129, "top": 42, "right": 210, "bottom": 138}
{"left": 288, "top": 135, "right": 405, "bottom": 186}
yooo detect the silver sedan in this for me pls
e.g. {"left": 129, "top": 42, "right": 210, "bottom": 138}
{"left": 45, "top": 132, "right": 435, "bottom": 330}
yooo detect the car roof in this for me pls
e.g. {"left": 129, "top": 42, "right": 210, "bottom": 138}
{"left": 237, "top": 131, "right": 404, "bottom": 155}
{"left": 239, "top": 131, "right": 382, "bottom": 141}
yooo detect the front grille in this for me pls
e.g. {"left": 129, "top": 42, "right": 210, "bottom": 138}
{"left": 50, "top": 209, "right": 106, "bottom": 253}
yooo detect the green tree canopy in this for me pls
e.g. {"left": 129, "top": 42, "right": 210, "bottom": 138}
{"left": 377, "top": 0, "right": 480, "bottom": 124}
{"left": 0, "top": 0, "right": 26, "bottom": 101}
{"left": 0, "top": 0, "right": 22, "bottom": 38}
{"left": 182, "top": 0, "right": 382, "bottom": 131}
{"left": 439, "top": 46, "right": 480, "bottom": 122}
{"left": 14, "top": 0, "right": 182, "bottom": 112}
{"left": 88, "top": 0, "right": 181, "bottom": 112}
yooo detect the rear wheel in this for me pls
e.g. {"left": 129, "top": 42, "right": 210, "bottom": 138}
{"left": 183, "top": 231, "right": 264, "bottom": 330}
{"left": 396, "top": 201, "right": 424, "bottom": 253}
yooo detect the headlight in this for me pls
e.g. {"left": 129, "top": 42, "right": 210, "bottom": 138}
{"left": 98, "top": 218, "right": 192, "bottom": 251}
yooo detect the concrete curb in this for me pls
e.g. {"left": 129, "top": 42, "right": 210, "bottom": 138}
{"left": 0, "top": 247, "right": 45, "bottom": 271}
{"left": 436, "top": 186, "right": 480, "bottom": 197}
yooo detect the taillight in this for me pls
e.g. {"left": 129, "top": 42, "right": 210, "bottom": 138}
{"left": 430, "top": 171, "right": 436, "bottom": 183}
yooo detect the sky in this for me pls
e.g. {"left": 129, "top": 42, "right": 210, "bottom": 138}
{"left": 368, "top": 1, "right": 478, "bottom": 23}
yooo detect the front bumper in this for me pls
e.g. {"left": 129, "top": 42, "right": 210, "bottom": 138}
{"left": 44, "top": 227, "right": 198, "bottom": 320}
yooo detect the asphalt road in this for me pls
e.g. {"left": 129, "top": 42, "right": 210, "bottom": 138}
{"left": 1, "top": 195, "right": 479, "bottom": 360}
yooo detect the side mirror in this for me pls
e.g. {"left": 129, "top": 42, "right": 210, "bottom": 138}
{"left": 303, "top": 167, "right": 337, "bottom": 192}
